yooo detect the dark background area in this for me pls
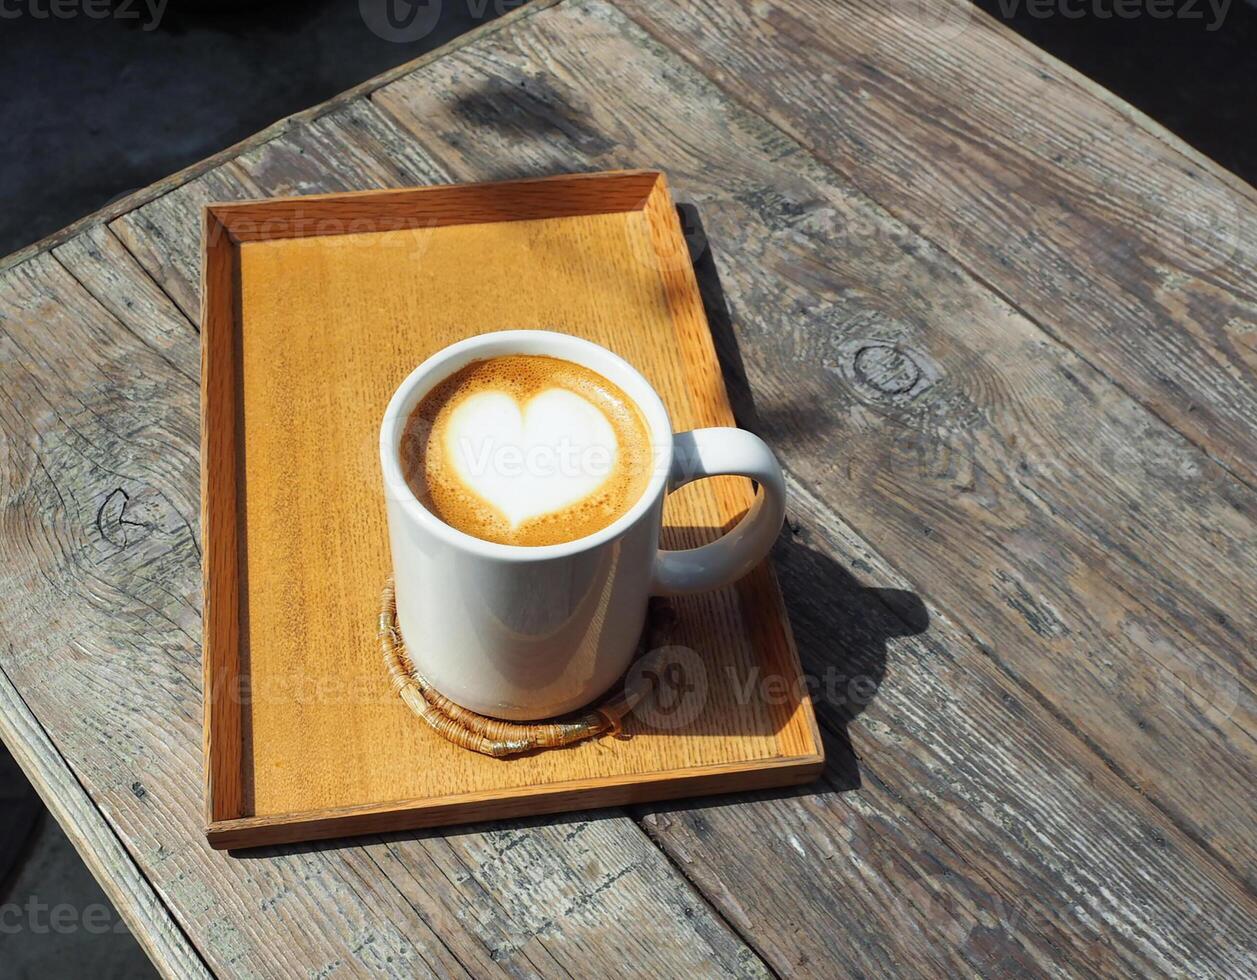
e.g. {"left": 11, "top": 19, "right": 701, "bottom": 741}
{"left": 0, "top": 0, "right": 1253, "bottom": 976}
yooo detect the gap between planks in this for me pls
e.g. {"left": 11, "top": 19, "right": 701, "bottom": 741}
{"left": 963, "top": 3, "right": 1257, "bottom": 208}
{"left": 49, "top": 236, "right": 199, "bottom": 382}
{"left": 935, "top": 244, "right": 1257, "bottom": 497}
{"left": 0, "top": 662, "right": 212, "bottom": 980}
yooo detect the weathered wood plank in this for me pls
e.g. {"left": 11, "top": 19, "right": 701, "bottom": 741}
{"left": 365, "top": 1, "right": 1257, "bottom": 973}
{"left": 623, "top": 0, "right": 1257, "bottom": 487}
{"left": 52, "top": 224, "right": 199, "bottom": 383}
{"left": 0, "top": 667, "right": 211, "bottom": 980}
{"left": 16, "top": 155, "right": 772, "bottom": 980}
{"left": 110, "top": 162, "right": 263, "bottom": 323}
{"left": 234, "top": 98, "right": 448, "bottom": 196}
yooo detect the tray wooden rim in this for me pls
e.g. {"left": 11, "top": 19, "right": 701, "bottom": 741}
{"left": 206, "top": 754, "right": 824, "bottom": 850}
{"left": 200, "top": 169, "right": 824, "bottom": 849}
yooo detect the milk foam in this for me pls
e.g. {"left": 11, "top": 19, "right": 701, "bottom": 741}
{"left": 400, "top": 354, "right": 653, "bottom": 547}
{"left": 444, "top": 388, "right": 618, "bottom": 527}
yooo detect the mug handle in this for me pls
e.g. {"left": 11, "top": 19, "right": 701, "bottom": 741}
{"left": 651, "top": 428, "right": 787, "bottom": 596}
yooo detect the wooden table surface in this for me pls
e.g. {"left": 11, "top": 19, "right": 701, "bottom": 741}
{"left": 1, "top": 0, "right": 1253, "bottom": 976}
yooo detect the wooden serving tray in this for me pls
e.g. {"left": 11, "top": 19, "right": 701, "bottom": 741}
{"left": 201, "top": 170, "right": 823, "bottom": 849}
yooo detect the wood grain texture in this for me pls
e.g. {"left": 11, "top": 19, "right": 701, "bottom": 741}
{"left": 109, "top": 100, "right": 455, "bottom": 325}
{"left": 52, "top": 224, "right": 199, "bottom": 383}
{"left": 2, "top": 0, "right": 1254, "bottom": 975}
{"left": 205, "top": 757, "right": 823, "bottom": 851}
{"left": 200, "top": 210, "right": 243, "bottom": 825}
{"left": 200, "top": 172, "right": 819, "bottom": 845}
{"left": 366, "top": 0, "right": 1257, "bottom": 973}
{"left": 230, "top": 97, "right": 449, "bottom": 198}
{"left": 375, "top": 0, "right": 1255, "bottom": 874}
{"left": 1, "top": 246, "right": 774, "bottom": 978}
{"left": 623, "top": 0, "right": 1257, "bottom": 487}
{"left": 111, "top": 162, "right": 263, "bottom": 322}
{"left": 646, "top": 470, "right": 1257, "bottom": 978}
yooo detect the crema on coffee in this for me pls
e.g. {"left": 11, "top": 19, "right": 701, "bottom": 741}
{"left": 400, "top": 355, "right": 653, "bottom": 546}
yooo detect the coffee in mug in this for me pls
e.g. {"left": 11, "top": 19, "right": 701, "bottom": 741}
{"left": 399, "top": 355, "right": 653, "bottom": 546}
{"left": 381, "top": 331, "right": 786, "bottom": 718}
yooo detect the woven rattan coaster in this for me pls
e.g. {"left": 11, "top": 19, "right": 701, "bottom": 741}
{"left": 379, "top": 579, "right": 675, "bottom": 758}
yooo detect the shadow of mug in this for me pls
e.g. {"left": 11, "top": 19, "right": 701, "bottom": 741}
{"left": 681, "top": 200, "right": 931, "bottom": 790}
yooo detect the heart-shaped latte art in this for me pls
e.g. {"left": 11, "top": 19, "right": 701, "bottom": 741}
{"left": 443, "top": 388, "right": 619, "bottom": 527}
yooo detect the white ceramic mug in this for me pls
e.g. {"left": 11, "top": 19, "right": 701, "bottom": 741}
{"left": 380, "top": 330, "right": 786, "bottom": 720}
